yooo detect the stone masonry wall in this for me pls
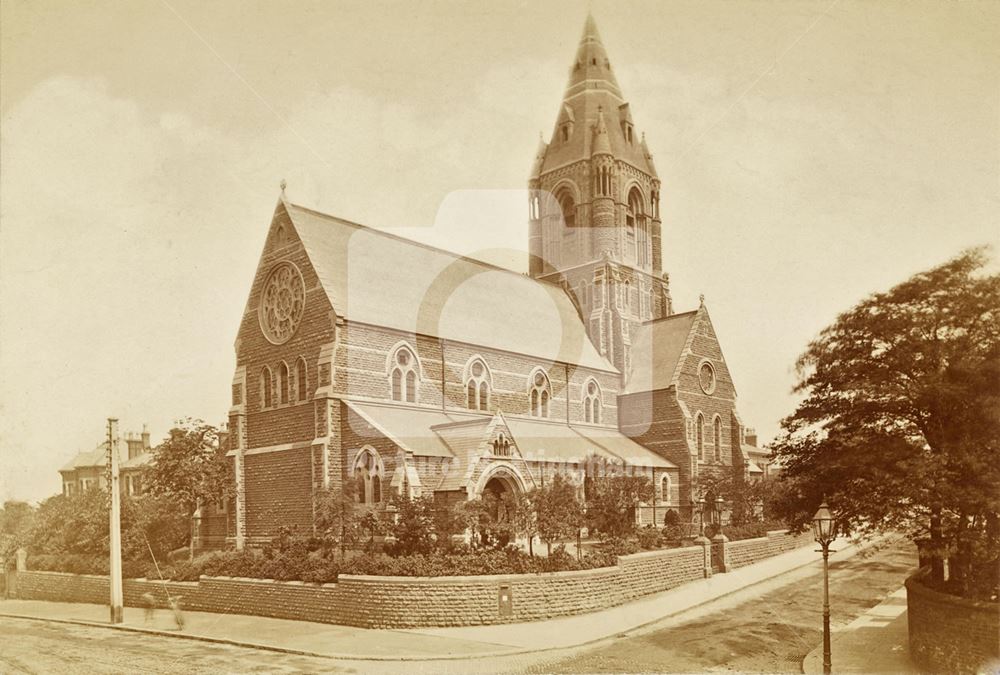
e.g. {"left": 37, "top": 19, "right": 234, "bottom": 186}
{"left": 906, "top": 567, "right": 999, "bottom": 674}
{"left": 727, "top": 530, "right": 811, "bottom": 569}
{"left": 12, "top": 530, "right": 811, "bottom": 628}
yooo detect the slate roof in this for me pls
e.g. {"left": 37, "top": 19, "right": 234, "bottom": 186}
{"left": 59, "top": 446, "right": 106, "bottom": 473}
{"left": 537, "top": 14, "right": 657, "bottom": 177}
{"left": 344, "top": 402, "right": 676, "bottom": 479}
{"left": 286, "top": 202, "right": 615, "bottom": 372}
{"left": 622, "top": 310, "right": 698, "bottom": 394}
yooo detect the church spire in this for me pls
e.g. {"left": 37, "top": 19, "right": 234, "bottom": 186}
{"left": 567, "top": 12, "right": 622, "bottom": 97}
{"left": 535, "top": 14, "right": 655, "bottom": 178}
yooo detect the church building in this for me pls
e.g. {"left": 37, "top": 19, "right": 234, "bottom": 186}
{"left": 224, "top": 15, "right": 762, "bottom": 548}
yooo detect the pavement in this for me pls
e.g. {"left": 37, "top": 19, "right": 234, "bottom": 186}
{"left": 802, "top": 586, "right": 916, "bottom": 674}
{"left": 0, "top": 534, "right": 908, "bottom": 666}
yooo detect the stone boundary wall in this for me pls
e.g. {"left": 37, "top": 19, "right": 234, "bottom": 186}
{"left": 905, "top": 567, "right": 999, "bottom": 674}
{"left": 10, "top": 530, "right": 811, "bottom": 628}
{"left": 726, "top": 530, "right": 811, "bottom": 569}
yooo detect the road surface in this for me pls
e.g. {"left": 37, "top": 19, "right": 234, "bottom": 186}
{"left": 0, "top": 537, "right": 914, "bottom": 674}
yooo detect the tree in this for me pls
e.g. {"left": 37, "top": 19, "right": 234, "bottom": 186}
{"left": 26, "top": 490, "right": 109, "bottom": 556}
{"left": 532, "top": 474, "right": 584, "bottom": 554}
{"left": 584, "top": 463, "right": 654, "bottom": 540}
{"left": 771, "top": 248, "right": 1000, "bottom": 598}
{"left": 314, "top": 482, "right": 360, "bottom": 558}
{"left": 389, "top": 492, "right": 436, "bottom": 555}
{"left": 1, "top": 500, "right": 36, "bottom": 564}
{"left": 142, "top": 419, "right": 232, "bottom": 559}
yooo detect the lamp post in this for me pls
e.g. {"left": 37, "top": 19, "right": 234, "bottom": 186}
{"left": 812, "top": 500, "right": 837, "bottom": 675}
{"left": 697, "top": 496, "right": 706, "bottom": 536}
{"left": 715, "top": 495, "right": 725, "bottom": 526}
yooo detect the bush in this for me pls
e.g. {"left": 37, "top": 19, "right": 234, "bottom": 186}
{"left": 637, "top": 526, "right": 661, "bottom": 550}
{"left": 722, "top": 520, "right": 787, "bottom": 541}
{"left": 27, "top": 553, "right": 148, "bottom": 579}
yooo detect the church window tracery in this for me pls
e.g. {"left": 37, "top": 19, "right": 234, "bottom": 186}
{"left": 389, "top": 345, "right": 419, "bottom": 403}
{"left": 466, "top": 359, "right": 491, "bottom": 411}
{"left": 529, "top": 369, "right": 551, "bottom": 418}
{"left": 584, "top": 379, "right": 602, "bottom": 423}
{"left": 353, "top": 448, "right": 384, "bottom": 505}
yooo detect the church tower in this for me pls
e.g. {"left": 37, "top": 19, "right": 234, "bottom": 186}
{"left": 529, "top": 14, "right": 673, "bottom": 373}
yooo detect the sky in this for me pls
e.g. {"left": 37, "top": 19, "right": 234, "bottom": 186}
{"left": 1, "top": 0, "right": 997, "bottom": 503}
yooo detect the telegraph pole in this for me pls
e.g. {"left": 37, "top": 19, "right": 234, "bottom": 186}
{"left": 107, "top": 418, "right": 124, "bottom": 624}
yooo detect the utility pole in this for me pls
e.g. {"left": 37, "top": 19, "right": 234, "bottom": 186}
{"left": 107, "top": 418, "right": 124, "bottom": 624}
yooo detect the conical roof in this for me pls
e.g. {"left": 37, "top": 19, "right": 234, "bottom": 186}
{"left": 537, "top": 14, "right": 657, "bottom": 178}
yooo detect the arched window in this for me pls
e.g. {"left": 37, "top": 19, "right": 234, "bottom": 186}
{"left": 389, "top": 345, "right": 419, "bottom": 403}
{"left": 557, "top": 190, "right": 575, "bottom": 229}
{"left": 529, "top": 369, "right": 551, "bottom": 418}
{"left": 492, "top": 433, "right": 512, "bottom": 457}
{"left": 260, "top": 366, "right": 273, "bottom": 409}
{"left": 660, "top": 474, "right": 672, "bottom": 503}
{"left": 278, "top": 362, "right": 290, "bottom": 405}
{"left": 627, "top": 188, "right": 648, "bottom": 266}
{"left": 584, "top": 379, "right": 602, "bottom": 424}
{"left": 353, "top": 448, "right": 384, "bottom": 505}
{"left": 465, "top": 358, "right": 491, "bottom": 411}
{"left": 296, "top": 358, "right": 308, "bottom": 401}
{"left": 696, "top": 413, "right": 705, "bottom": 461}
{"left": 714, "top": 416, "right": 723, "bottom": 462}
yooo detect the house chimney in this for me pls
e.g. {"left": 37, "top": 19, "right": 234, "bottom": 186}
{"left": 745, "top": 427, "right": 758, "bottom": 447}
{"left": 141, "top": 424, "right": 150, "bottom": 450}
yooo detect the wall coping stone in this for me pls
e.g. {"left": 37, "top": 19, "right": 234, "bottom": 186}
{"left": 729, "top": 535, "right": 769, "bottom": 545}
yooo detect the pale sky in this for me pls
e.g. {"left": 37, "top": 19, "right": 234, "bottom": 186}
{"left": 2, "top": 0, "right": 997, "bottom": 503}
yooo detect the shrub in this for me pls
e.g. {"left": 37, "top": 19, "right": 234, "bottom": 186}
{"left": 637, "top": 526, "right": 661, "bottom": 550}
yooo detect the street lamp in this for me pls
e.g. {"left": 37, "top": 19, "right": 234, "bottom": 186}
{"left": 697, "top": 496, "right": 706, "bottom": 536}
{"left": 715, "top": 495, "right": 725, "bottom": 526}
{"left": 812, "top": 499, "right": 837, "bottom": 675}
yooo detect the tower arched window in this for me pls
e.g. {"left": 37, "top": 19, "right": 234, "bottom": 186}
{"left": 584, "top": 379, "right": 602, "bottom": 424}
{"left": 626, "top": 187, "right": 648, "bottom": 266}
{"left": 260, "top": 366, "right": 273, "bottom": 409}
{"left": 714, "top": 416, "right": 723, "bottom": 462}
{"left": 278, "top": 362, "right": 290, "bottom": 404}
{"left": 389, "top": 345, "right": 419, "bottom": 403}
{"left": 465, "top": 359, "right": 491, "bottom": 411}
{"left": 296, "top": 357, "right": 308, "bottom": 401}
{"left": 352, "top": 448, "right": 384, "bottom": 505}
{"left": 557, "top": 191, "right": 575, "bottom": 229}
{"left": 696, "top": 413, "right": 705, "bottom": 461}
{"left": 528, "top": 369, "right": 551, "bottom": 418}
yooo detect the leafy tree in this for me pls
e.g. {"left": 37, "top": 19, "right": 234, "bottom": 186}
{"left": 771, "top": 248, "right": 999, "bottom": 598}
{"left": 389, "top": 492, "right": 436, "bottom": 555}
{"left": 314, "top": 482, "right": 360, "bottom": 558}
{"left": 584, "top": 463, "right": 654, "bottom": 540}
{"left": 142, "top": 419, "right": 232, "bottom": 559}
{"left": 532, "top": 473, "right": 584, "bottom": 554}
{"left": 26, "top": 490, "right": 109, "bottom": 556}
{"left": 120, "top": 494, "right": 189, "bottom": 562}
{"left": 1, "top": 500, "right": 35, "bottom": 564}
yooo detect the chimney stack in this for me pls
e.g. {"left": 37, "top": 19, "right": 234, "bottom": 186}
{"left": 141, "top": 424, "right": 150, "bottom": 450}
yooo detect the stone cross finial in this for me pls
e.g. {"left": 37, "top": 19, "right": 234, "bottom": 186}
{"left": 280, "top": 179, "right": 287, "bottom": 195}
{"left": 699, "top": 294, "right": 705, "bottom": 306}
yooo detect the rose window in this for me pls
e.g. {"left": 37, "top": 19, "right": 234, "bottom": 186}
{"left": 259, "top": 262, "right": 305, "bottom": 344}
